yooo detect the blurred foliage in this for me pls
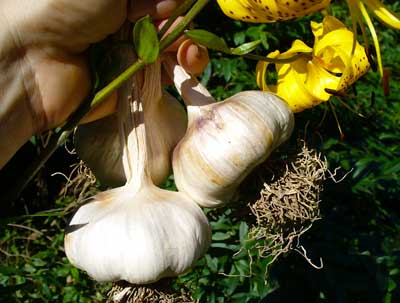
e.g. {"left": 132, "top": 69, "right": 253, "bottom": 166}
{"left": 1, "top": 1, "right": 400, "bottom": 302}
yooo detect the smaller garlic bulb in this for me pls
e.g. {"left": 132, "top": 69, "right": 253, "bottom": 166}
{"left": 165, "top": 57, "right": 294, "bottom": 208}
{"left": 74, "top": 114, "right": 125, "bottom": 187}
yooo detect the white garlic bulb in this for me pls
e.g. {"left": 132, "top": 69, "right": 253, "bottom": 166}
{"left": 74, "top": 50, "right": 187, "bottom": 187}
{"left": 165, "top": 57, "right": 294, "bottom": 208}
{"left": 65, "top": 63, "right": 210, "bottom": 284}
{"left": 65, "top": 185, "right": 210, "bottom": 284}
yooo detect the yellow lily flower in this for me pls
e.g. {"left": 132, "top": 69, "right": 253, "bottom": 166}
{"left": 256, "top": 16, "right": 370, "bottom": 112}
{"left": 346, "top": 0, "right": 400, "bottom": 76}
{"left": 216, "top": 0, "right": 331, "bottom": 22}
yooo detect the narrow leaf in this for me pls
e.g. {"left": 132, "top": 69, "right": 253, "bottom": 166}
{"left": 231, "top": 40, "right": 261, "bottom": 55}
{"left": 133, "top": 15, "right": 159, "bottom": 63}
{"left": 185, "top": 29, "right": 231, "bottom": 53}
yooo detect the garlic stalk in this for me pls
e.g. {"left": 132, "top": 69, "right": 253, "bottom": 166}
{"left": 65, "top": 63, "right": 211, "bottom": 284}
{"left": 74, "top": 47, "right": 187, "bottom": 186}
{"left": 164, "top": 56, "right": 294, "bottom": 208}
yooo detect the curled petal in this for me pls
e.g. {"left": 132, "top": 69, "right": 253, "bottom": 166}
{"left": 363, "top": 0, "right": 400, "bottom": 29}
{"left": 256, "top": 51, "right": 281, "bottom": 91}
{"left": 312, "top": 15, "right": 347, "bottom": 43}
{"left": 281, "top": 40, "right": 314, "bottom": 56}
{"left": 275, "top": 61, "right": 319, "bottom": 112}
{"left": 304, "top": 61, "right": 340, "bottom": 102}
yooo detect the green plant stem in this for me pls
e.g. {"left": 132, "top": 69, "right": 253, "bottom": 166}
{"left": 91, "top": 60, "right": 145, "bottom": 107}
{"left": 159, "top": 0, "right": 210, "bottom": 51}
{"left": 243, "top": 52, "right": 312, "bottom": 64}
{"left": 158, "top": 0, "right": 197, "bottom": 38}
{"left": 5, "top": 0, "right": 210, "bottom": 202}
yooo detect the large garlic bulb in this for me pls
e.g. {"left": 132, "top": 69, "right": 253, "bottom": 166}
{"left": 74, "top": 49, "right": 187, "bottom": 186}
{"left": 165, "top": 57, "right": 294, "bottom": 208}
{"left": 65, "top": 63, "right": 210, "bottom": 284}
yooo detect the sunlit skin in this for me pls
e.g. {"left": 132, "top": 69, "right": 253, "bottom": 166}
{"left": 0, "top": 0, "right": 210, "bottom": 169}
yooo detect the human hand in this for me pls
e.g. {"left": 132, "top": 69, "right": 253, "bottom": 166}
{"left": 0, "top": 0, "right": 209, "bottom": 168}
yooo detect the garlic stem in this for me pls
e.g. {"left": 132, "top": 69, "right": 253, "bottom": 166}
{"left": 118, "top": 71, "right": 151, "bottom": 188}
{"left": 163, "top": 54, "right": 215, "bottom": 106}
{"left": 142, "top": 60, "right": 163, "bottom": 111}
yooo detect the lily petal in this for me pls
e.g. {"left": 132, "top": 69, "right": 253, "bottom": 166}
{"left": 304, "top": 61, "right": 340, "bottom": 102}
{"left": 359, "top": 1, "right": 384, "bottom": 76}
{"left": 216, "top": 0, "right": 332, "bottom": 23}
{"left": 363, "top": 0, "right": 400, "bottom": 29}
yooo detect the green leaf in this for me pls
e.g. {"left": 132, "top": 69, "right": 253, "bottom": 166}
{"left": 23, "top": 264, "right": 36, "bottom": 273}
{"left": 233, "top": 31, "right": 246, "bottom": 46}
{"left": 0, "top": 266, "right": 19, "bottom": 275}
{"left": 388, "top": 278, "right": 396, "bottom": 292}
{"left": 231, "top": 40, "right": 261, "bottom": 55}
{"left": 185, "top": 29, "right": 231, "bottom": 53}
{"left": 205, "top": 255, "right": 218, "bottom": 273}
{"left": 239, "top": 222, "right": 249, "bottom": 244}
{"left": 212, "top": 232, "right": 232, "bottom": 241}
{"left": 133, "top": 15, "right": 159, "bottom": 63}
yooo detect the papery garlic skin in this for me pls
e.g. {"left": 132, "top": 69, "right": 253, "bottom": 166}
{"left": 173, "top": 91, "right": 294, "bottom": 208}
{"left": 65, "top": 185, "right": 210, "bottom": 284}
{"left": 145, "top": 89, "right": 187, "bottom": 186}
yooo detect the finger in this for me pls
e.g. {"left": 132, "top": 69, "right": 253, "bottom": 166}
{"left": 176, "top": 39, "right": 210, "bottom": 76}
{"left": 128, "top": 0, "right": 183, "bottom": 21}
{"left": 79, "top": 92, "right": 118, "bottom": 124}
{"left": 18, "top": 0, "right": 127, "bottom": 53}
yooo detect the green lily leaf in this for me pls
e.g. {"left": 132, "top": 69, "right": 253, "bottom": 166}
{"left": 185, "top": 29, "right": 231, "bottom": 53}
{"left": 231, "top": 40, "right": 261, "bottom": 55}
{"left": 133, "top": 15, "right": 159, "bottom": 63}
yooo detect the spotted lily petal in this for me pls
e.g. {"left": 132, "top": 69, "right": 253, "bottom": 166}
{"left": 216, "top": 0, "right": 331, "bottom": 23}
{"left": 313, "top": 25, "right": 370, "bottom": 85}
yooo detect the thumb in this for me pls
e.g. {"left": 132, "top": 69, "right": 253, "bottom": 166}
{"left": 128, "top": 0, "right": 183, "bottom": 21}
